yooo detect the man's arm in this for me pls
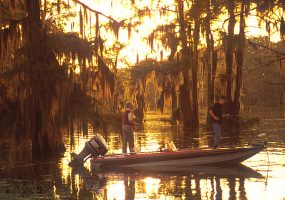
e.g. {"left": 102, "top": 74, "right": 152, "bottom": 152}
{"left": 128, "top": 112, "right": 140, "bottom": 126}
{"left": 209, "top": 109, "right": 219, "bottom": 121}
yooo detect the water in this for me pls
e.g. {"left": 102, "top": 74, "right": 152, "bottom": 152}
{"left": 0, "top": 113, "right": 285, "bottom": 200}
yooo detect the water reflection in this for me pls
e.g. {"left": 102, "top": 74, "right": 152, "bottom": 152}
{"left": 72, "top": 165, "right": 106, "bottom": 198}
{"left": 71, "top": 164, "right": 262, "bottom": 200}
{"left": 0, "top": 114, "right": 285, "bottom": 199}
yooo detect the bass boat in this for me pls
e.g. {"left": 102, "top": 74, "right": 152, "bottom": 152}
{"left": 90, "top": 145, "right": 265, "bottom": 170}
{"left": 68, "top": 134, "right": 265, "bottom": 171}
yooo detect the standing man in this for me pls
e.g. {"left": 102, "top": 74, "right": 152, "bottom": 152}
{"left": 209, "top": 96, "right": 227, "bottom": 148}
{"left": 122, "top": 101, "right": 138, "bottom": 154}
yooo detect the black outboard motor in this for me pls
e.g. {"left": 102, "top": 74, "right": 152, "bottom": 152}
{"left": 69, "top": 134, "right": 108, "bottom": 166}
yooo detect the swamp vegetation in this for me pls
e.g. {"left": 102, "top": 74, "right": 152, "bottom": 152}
{"left": 0, "top": 0, "right": 285, "bottom": 159}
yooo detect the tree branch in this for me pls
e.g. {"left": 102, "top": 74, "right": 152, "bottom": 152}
{"left": 248, "top": 40, "right": 285, "bottom": 56}
{"left": 71, "top": 0, "right": 176, "bottom": 24}
{"left": 71, "top": 0, "right": 119, "bottom": 22}
{"left": 248, "top": 56, "right": 285, "bottom": 72}
{"left": 268, "top": 82, "right": 285, "bottom": 85}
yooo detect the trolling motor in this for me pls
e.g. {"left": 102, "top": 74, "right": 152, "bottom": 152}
{"left": 69, "top": 134, "right": 108, "bottom": 166}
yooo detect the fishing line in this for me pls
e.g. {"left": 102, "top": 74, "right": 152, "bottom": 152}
{"left": 1, "top": 161, "right": 58, "bottom": 171}
{"left": 256, "top": 119, "right": 270, "bottom": 189}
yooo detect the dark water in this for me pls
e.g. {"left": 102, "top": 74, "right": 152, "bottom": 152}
{"left": 0, "top": 113, "right": 285, "bottom": 200}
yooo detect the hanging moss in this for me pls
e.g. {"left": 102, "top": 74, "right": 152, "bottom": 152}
{"left": 98, "top": 55, "right": 115, "bottom": 96}
{"left": 130, "top": 59, "right": 183, "bottom": 115}
{"left": 148, "top": 32, "right": 154, "bottom": 50}
{"left": 128, "top": 22, "right": 132, "bottom": 40}
{"left": 47, "top": 31, "right": 93, "bottom": 64}
{"left": 280, "top": 17, "right": 285, "bottom": 40}
{"left": 84, "top": 7, "right": 88, "bottom": 24}
{"left": 44, "top": 0, "right": 47, "bottom": 16}
{"left": 57, "top": 0, "right": 61, "bottom": 13}
{"left": 0, "top": 21, "right": 21, "bottom": 73}
{"left": 110, "top": 20, "right": 121, "bottom": 39}
{"left": 79, "top": 7, "right": 83, "bottom": 36}
{"left": 136, "top": 53, "right": 139, "bottom": 63}
{"left": 137, "top": 7, "right": 151, "bottom": 19}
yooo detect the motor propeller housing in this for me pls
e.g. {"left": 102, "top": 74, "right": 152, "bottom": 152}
{"left": 69, "top": 134, "right": 108, "bottom": 166}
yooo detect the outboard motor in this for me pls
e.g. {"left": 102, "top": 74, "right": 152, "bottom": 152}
{"left": 69, "top": 134, "right": 108, "bottom": 166}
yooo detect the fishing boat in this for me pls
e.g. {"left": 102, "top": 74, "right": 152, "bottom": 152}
{"left": 90, "top": 144, "right": 265, "bottom": 171}
{"left": 68, "top": 134, "right": 265, "bottom": 170}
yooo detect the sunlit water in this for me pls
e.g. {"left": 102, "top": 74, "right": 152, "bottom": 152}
{"left": 0, "top": 113, "right": 285, "bottom": 200}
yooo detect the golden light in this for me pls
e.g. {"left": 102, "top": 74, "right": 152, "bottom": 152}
{"left": 199, "top": 179, "right": 214, "bottom": 199}
{"left": 144, "top": 177, "right": 161, "bottom": 198}
{"left": 243, "top": 152, "right": 285, "bottom": 200}
{"left": 65, "top": 0, "right": 176, "bottom": 68}
{"left": 66, "top": 0, "right": 282, "bottom": 70}
{"left": 139, "top": 138, "right": 161, "bottom": 152}
{"left": 106, "top": 181, "right": 125, "bottom": 200}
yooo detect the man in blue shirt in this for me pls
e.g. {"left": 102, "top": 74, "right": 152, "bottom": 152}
{"left": 209, "top": 96, "right": 227, "bottom": 148}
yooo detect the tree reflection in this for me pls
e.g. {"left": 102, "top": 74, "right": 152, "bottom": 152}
{"left": 239, "top": 178, "right": 247, "bottom": 200}
{"left": 228, "top": 177, "right": 237, "bottom": 200}
{"left": 215, "top": 177, "right": 222, "bottom": 200}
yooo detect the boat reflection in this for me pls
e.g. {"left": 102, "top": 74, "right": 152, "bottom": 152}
{"left": 71, "top": 165, "right": 106, "bottom": 193}
{"left": 0, "top": 160, "right": 263, "bottom": 200}
{"left": 90, "top": 164, "right": 263, "bottom": 179}
{"left": 71, "top": 164, "right": 264, "bottom": 200}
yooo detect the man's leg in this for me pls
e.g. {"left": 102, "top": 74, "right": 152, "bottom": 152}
{"left": 128, "top": 127, "right": 135, "bottom": 153}
{"left": 122, "top": 126, "right": 128, "bottom": 153}
{"left": 212, "top": 123, "right": 222, "bottom": 147}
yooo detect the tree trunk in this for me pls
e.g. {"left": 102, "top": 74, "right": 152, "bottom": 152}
{"left": 26, "top": 0, "right": 44, "bottom": 158}
{"left": 135, "top": 88, "right": 145, "bottom": 123}
{"left": 178, "top": 0, "right": 188, "bottom": 58}
{"left": 26, "top": 0, "right": 41, "bottom": 61}
{"left": 171, "top": 85, "right": 177, "bottom": 111}
{"left": 26, "top": 0, "right": 65, "bottom": 158}
{"left": 226, "top": 0, "right": 236, "bottom": 101}
{"left": 177, "top": 0, "right": 194, "bottom": 129}
{"left": 233, "top": 2, "right": 245, "bottom": 116}
{"left": 193, "top": 17, "right": 200, "bottom": 127}
{"left": 179, "top": 80, "right": 192, "bottom": 129}
{"left": 212, "top": 50, "right": 217, "bottom": 100}
{"left": 205, "top": 0, "right": 214, "bottom": 123}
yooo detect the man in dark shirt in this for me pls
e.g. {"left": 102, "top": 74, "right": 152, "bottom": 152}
{"left": 209, "top": 96, "right": 227, "bottom": 148}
